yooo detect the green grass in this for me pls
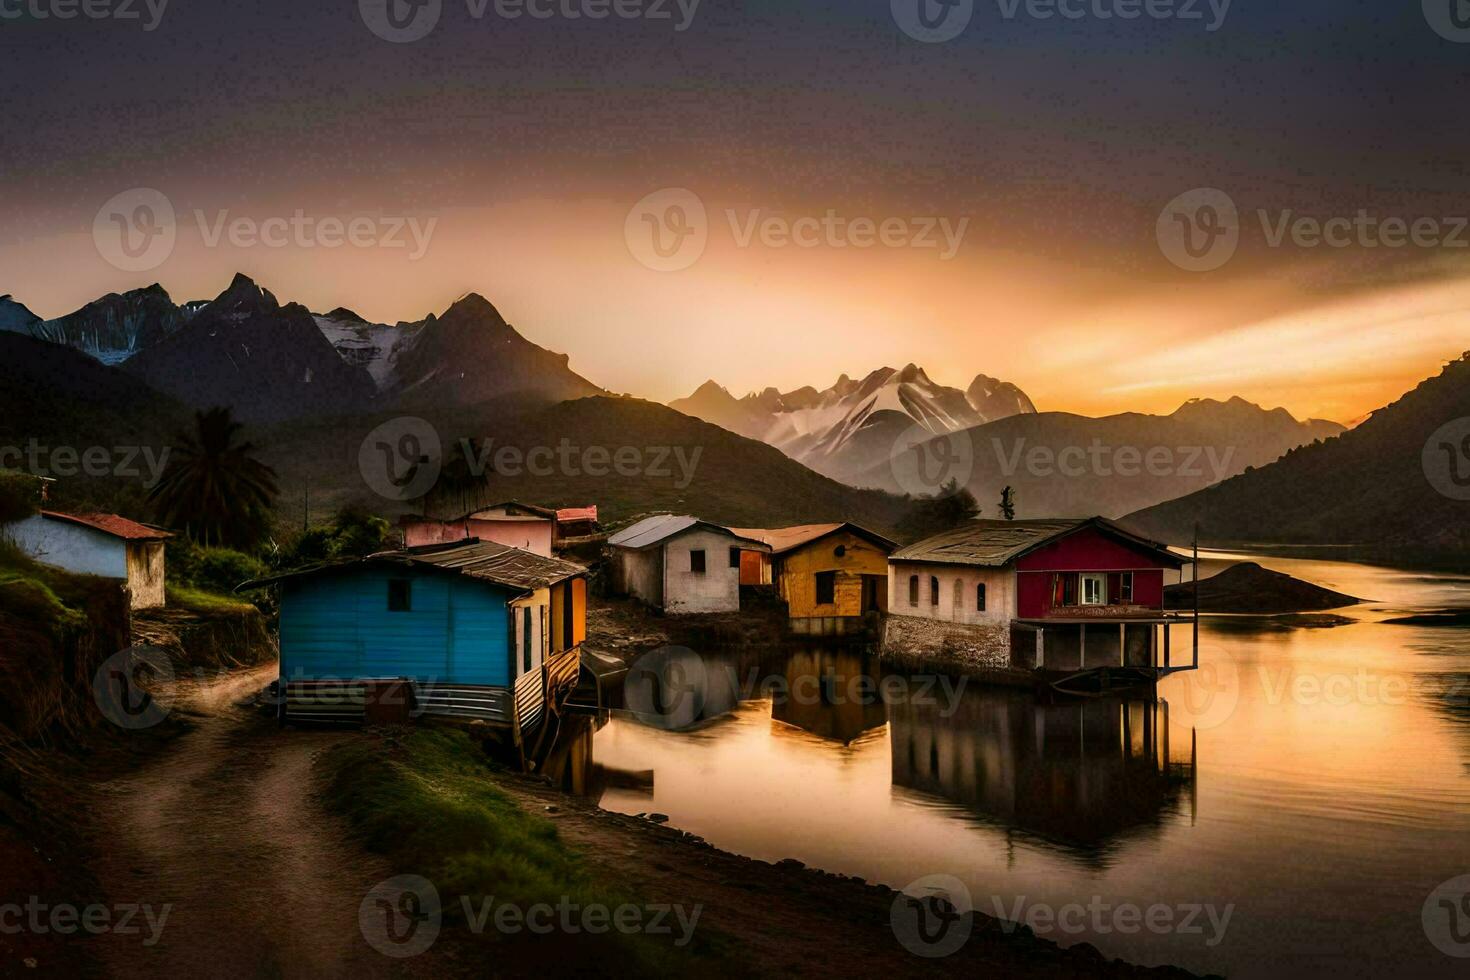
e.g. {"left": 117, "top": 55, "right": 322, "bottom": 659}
{"left": 316, "top": 728, "right": 731, "bottom": 974}
{"left": 166, "top": 584, "right": 257, "bottom": 616}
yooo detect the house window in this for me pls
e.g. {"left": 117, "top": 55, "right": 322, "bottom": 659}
{"left": 729, "top": 547, "right": 740, "bottom": 568}
{"left": 1053, "top": 573, "right": 1079, "bottom": 607}
{"left": 815, "top": 571, "right": 836, "bottom": 605}
{"left": 834, "top": 545, "right": 846, "bottom": 558}
{"left": 930, "top": 576, "right": 939, "bottom": 606}
{"left": 1121, "top": 572, "right": 1134, "bottom": 603}
{"left": 976, "top": 583, "right": 987, "bottom": 611}
{"left": 1081, "top": 573, "right": 1106, "bottom": 605}
{"left": 387, "top": 579, "right": 412, "bottom": 612}
{"left": 909, "top": 575, "right": 919, "bottom": 606}
{"left": 690, "top": 549, "right": 706, "bottom": 573}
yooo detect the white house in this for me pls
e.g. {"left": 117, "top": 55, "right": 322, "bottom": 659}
{"left": 3, "top": 511, "right": 172, "bottom": 609}
{"left": 607, "top": 515, "right": 770, "bottom": 614}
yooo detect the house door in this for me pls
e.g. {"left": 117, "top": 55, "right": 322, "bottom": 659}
{"left": 952, "top": 579, "right": 964, "bottom": 621}
{"left": 861, "top": 575, "right": 880, "bottom": 613}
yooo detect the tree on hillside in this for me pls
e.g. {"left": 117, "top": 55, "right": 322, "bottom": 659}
{"left": 278, "top": 505, "right": 392, "bottom": 569}
{"left": 896, "top": 479, "right": 980, "bottom": 543}
{"left": 1000, "top": 485, "right": 1016, "bottom": 521}
{"left": 149, "top": 407, "right": 278, "bottom": 551}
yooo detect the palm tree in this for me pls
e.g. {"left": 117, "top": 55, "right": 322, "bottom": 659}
{"left": 149, "top": 407, "right": 279, "bottom": 550}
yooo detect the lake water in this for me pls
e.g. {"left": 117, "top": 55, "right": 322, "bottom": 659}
{"left": 566, "top": 553, "right": 1470, "bottom": 978}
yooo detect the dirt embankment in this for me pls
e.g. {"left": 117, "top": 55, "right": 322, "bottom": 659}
{"left": 587, "top": 595, "right": 789, "bottom": 665}
{"left": 130, "top": 603, "right": 277, "bottom": 672}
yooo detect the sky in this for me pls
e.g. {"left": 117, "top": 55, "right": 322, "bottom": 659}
{"left": 3, "top": 1, "right": 1469, "bottom": 423}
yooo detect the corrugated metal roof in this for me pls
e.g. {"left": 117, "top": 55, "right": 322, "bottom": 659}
{"left": 890, "top": 517, "right": 1179, "bottom": 568}
{"left": 607, "top": 514, "right": 770, "bottom": 551}
{"left": 239, "top": 539, "right": 585, "bottom": 593}
{"left": 40, "top": 510, "right": 172, "bottom": 541}
{"left": 726, "top": 523, "right": 896, "bottom": 555}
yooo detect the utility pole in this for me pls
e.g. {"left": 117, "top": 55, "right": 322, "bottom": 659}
{"left": 1192, "top": 523, "right": 1200, "bottom": 669}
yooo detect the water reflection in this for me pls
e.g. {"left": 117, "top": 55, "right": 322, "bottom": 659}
{"left": 890, "top": 687, "right": 1194, "bottom": 868}
{"left": 576, "top": 644, "right": 1197, "bottom": 867}
{"left": 770, "top": 647, "right": 888, "bottom": 746}
{"left": 571, "top": 554, "right": 1470, "bottom": 978}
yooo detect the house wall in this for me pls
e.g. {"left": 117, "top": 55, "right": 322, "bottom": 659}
{"left": 888, "top": 561, "right": 1015, "bottom": 627}
{"left": 402, "top": 517, "right": 554, "bottom": 557}
{"left": 509, "top": 587, "right": 549, "bottom": 678}
{"left": 279, "top": 567, "right": 516, "bottom": 687}
{"left": 778, "top": 530, "right": 892, "bottom": 620}
{"left": 125, "top": 541, "right": 166, "bottom": 609}
{"left": 2, "top": 515, "right": 127, "bottom": 579}
{"left": 1016, "top": 569, "right": 1165, "bottom": 618}
{"left": 612, "top": 547, "right": 663, "bottom": 607}
{"left": 662, "top": 528, "right": 742, "bottom": 614}
{"left": 1014, "top": 527, "right": 1177, "bottom": 573}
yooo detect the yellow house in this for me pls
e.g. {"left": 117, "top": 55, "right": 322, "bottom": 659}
{"left": 727, "top": 523, "right": 896, "bottom": 636}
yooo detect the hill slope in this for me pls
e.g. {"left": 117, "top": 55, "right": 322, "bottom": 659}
{"left": 852, "top": 397, "right": 1342, "bottom": 519}
{"left": 259, "top": 396, "right": 919, "bottom": 537}
{"left": 1124, "top": 353, "right": 1470, "bottom": 559}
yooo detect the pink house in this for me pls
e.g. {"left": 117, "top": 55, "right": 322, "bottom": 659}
{"left": 400, "top": 502, "right": 557, "bottom": 557}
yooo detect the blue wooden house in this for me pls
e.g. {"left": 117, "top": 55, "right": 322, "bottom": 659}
{"left": 243, "top": 540, "right": 588, "bottom": 737}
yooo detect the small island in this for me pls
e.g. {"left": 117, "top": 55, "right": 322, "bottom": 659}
{"left": 1165, "top": 561, "right": 1362, "bottom": 614}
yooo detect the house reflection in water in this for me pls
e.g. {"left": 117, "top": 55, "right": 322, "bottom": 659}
{"left": 769, "top": 647, "right": 888, "bottom": 746}
{"left": 889, "top": 686, "right": 1196, "bottom": 866}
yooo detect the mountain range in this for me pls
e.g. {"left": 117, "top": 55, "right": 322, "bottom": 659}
{"left": 858, "top": 397, "right": 1344, "bottom": 520}
{"left": 669, "top": 365, "right": 1037, "bottom": 482}
{"left": 14, "top": 271, "right": 1446, "bottom": 557}
{"left": 1, "top": 275, "right": 602, "bottom": 424}
{"left": 1124, "top": 351, "right": 1470, "bottom": 559}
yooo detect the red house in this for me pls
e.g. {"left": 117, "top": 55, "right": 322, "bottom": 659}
{"left": 886, "top": 517, "right": 1192, "bottom": 674}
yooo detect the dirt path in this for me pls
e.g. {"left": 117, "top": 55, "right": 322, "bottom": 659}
{"left": 85, "top": 666, "right": 428, "bottom": 980}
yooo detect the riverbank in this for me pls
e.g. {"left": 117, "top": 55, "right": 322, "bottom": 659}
{"left": 322, "top": 722, "right": 1208, "bottom": 978}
